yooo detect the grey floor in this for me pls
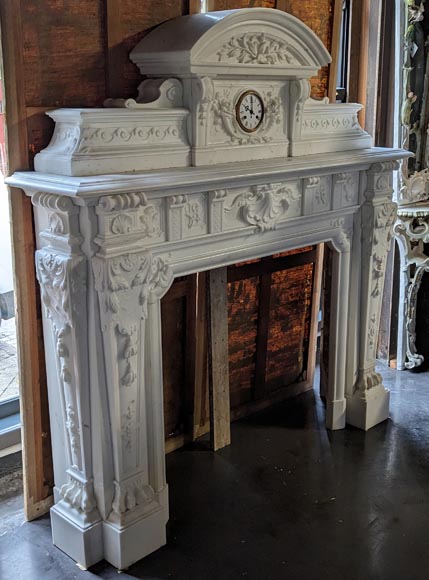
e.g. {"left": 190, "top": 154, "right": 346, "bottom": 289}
{"left": 1, "top": 365, "right": 429, "bottom": 580}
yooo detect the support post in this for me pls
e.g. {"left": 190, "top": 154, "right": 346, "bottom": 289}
{"left": 346, "top": 162, "right": 399, "bottom": 430}
{"left": 207, "top": 267, "right": 231, "bottom": 451}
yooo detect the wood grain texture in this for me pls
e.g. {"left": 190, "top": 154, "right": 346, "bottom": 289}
{"left": 328, "top": 0, "right": 343, "bottom": 102}
{"left": 0, "top": 0, "right": 54, "bottom": 521}
{"left": 119, "top": 0, "right": 188, "bottom": 98}
{"left": 21, "top": 0, "right": 106, "bottom": 107}
{"left": 207, "top": 267, "right": 231, "bottom": 451}
{"left": 276, "top": 0, "right": 335, "bottom": 99}
{"left": 193, "top": 273, "right": 210, "bottom": 440}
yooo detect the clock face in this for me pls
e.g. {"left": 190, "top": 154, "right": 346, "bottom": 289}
{"left": 236, "top": 91, "right": 264, "bottom": 133}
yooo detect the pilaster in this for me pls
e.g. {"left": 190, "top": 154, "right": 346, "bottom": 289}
{"left": 32, "top": 192, "right": 103, "bottom": 568}
{"left": 92, "top": 194, "right": 173, "bottom": 569}
{"left": 346, "top": 162, "right": 398, "bottom": 430}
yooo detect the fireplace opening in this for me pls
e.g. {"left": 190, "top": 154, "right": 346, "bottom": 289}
{"left": 161, "top": 244, "right": 327, "bottom": 454}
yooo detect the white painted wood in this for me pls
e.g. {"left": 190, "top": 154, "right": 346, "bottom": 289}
{"left": 5, "top": 7, "right": 410, "bottom": 573}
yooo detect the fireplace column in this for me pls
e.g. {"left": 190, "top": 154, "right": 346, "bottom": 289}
{"left": 346, "top": 161, "right": 399, "bottom": 430}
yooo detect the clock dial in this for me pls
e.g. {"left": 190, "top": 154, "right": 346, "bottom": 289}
{"left": 236, "top": 91, "right": 264, "bottom": 133}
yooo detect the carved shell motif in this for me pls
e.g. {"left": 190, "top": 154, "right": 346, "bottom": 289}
{"left": 217, "top": 33, "right": 298, "bottom": 65}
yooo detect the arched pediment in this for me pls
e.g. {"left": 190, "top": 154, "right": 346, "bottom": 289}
{"left": 131, "top": 8, "right": 331, "bottom": 78}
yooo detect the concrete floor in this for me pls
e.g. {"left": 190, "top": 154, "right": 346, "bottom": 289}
{"left": 1, "top": 365, "right": 429, "bottom": 580}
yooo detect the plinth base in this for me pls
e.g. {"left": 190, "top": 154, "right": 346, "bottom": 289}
{"left": 51, "top": 503, "right": 103, "bottom": 569}
{"left": 326, "top": 398, "right": 346, "bottom": 430}
{"left": 103, "top": 504, "right": 167, "bottom": 570}
{"left": 346, "top": 385, "right": 390, "bottom": 431}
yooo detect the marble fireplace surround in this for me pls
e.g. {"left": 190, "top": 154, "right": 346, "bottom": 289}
{"left": 6, "top": 8, "right": 410, "bottom": 573}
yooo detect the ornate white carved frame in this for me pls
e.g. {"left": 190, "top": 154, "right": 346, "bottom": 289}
{"left": 8, "top": 151, "right": 405, "bottom": 569}
{"left": 6, "top": 6, "right": 409, "bottom": 573}
{"left": 394, "top": 205, "right": 429, "bottom": 369}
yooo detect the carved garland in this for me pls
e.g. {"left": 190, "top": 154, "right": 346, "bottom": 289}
{"left": 210, "top": 89, "right": 281, "bottom": 145}
{"left": 216, "top": 32, "right": 298, "bottom": 65}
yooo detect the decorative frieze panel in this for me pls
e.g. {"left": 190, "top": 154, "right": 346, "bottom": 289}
{"left": 166, "top": 194, "right": 207, "bottom": 241}
{"left": 332, "top": 172, "right": 359, "bottom": 209}
{"left": 224, "top": 181, "right": 301, "bottom": 232}
{"left": 34, "top": 107, "right": 191, "bottom": 176}
{"left": 95, "top": 192, "right": 164, "bottom": 247}
{"left": 303, "top": 176, "right": 332, "bottom": 215}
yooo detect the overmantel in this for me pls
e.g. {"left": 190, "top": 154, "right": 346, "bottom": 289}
{"left": 6, "top": 6, "right": 411, "bottom": 573}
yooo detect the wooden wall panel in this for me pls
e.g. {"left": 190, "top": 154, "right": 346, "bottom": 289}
{"left": 119, "top": 0, "right": 188, "bottom": 98}
{"left": 266, "top": 263, "right": 313, "bottom": 389}
{"left": 211, "top": 0, "right": 275, "bottom": 9}
{"left": 161, "top": 293, "right": 187, "bottom": 439}
{"left": 277, "top": 0, "right": 334, "bottom": 99}
{"left": 227, "top": 277, "right": 260, "bottom": 409}
{"left": 21, "top": 0, "right": 106, "bottom": 107}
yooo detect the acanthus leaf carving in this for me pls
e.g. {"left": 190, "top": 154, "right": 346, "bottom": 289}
{"left": 94, "top": 251, "right": 173, "bottom": 323}
{"left": 111, "top": 476, "right": 155, "bottom": 516}
{"left": 216, "top": 32, "right": 298, "bottom": 65}
{"left": 226, "top": 183, "right": 295, "bottom": 232}
{"left": 60, "top": 476, "right": 97, "bottom": 515}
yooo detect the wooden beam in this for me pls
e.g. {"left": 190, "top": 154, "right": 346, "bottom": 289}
{"left": 306, "top": 244, "right": 324, "bottom": 386}
{"left": 227, "top": 247, "right": 317, "bottom": 283}
{"left": 193, "top": 272, "right": 210, "bottom": 440}
{"left": 328, "top": 0, "right": 343, "bottom": 103}
{"left": 348, "top": 0, "right": 370, "bottom": 127}
{"left": 0, "top": 0, "right": 54, "bottom": 520}
{"left": 189, "top": 0, "right": 202, "bottom": 14}
{"left": 105, "top": 0, "right": 125, "bottom": 99}
{"left": 207, "top": 267, "right": 231, "bottom": 451}
{"left": 276, "top": 0, "right": 291, "bottom": 11}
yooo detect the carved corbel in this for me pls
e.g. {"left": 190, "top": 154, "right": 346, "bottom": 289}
{"left": 289, "top": 79, "right": 311, "bottom": 144}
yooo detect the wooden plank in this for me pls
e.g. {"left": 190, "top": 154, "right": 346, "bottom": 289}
{"left": 184, "top": 274, "right": 198, "bottom": 437}
{"left": 105, "top": 0, "right": 125, "bottom": 99}
{"left": 276, "top": 0, "right": 290, "bottom": 10}
{"left": 254, "top": 270, "right": 272, "bottom": 399}
{"left": 348, "top": 0, "right": 370, "bottom": 127}
{"left": 328, "top": 0, "right": 343, "bottom": 103}
{"left": 193, "top": 272, "right": 210, "bottom": 439}
{"left": 207, "top": 267, "right": 231, "bottom": 451}
{"left": 0, "top": 0, "right": 54, "bottom": 520}
{"left": 189, "top": 0, "right": 202, "bottom": 13}
{"left": 306, "top": 244, "right": 324, "bottom": 386}
{"left": 165, "top": 433, "right": 192, "bottom": 454}
{"left": 320, "top": 246, "right": 333, "bottom": 399}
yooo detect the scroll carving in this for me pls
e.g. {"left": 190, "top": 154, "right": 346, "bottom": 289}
{"left": 226, "top": 182, "right": 298, "bottom": 231}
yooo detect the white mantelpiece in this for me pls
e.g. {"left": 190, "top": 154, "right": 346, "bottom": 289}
{"left": 7, "top": 7, "right": 408, "bottom": 573}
